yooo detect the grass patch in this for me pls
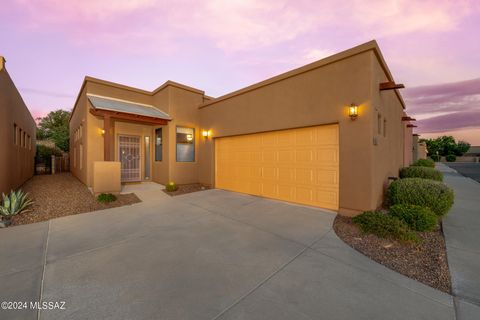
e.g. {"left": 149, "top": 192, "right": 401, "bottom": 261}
{"left": 97, "top": 193, "right": 117, "bottom": 203}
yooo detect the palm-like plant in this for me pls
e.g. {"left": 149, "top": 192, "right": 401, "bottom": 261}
{"left": 0, "top": 190, "right": 34, "bottom": 220}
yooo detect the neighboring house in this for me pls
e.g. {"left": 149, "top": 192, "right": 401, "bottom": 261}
{"left": 0, "top": 56, "right": 36, "bottom": 194}
{"left": 456, "top": 145, "right": 480, "bottom": 162}
{"left": 70, "top": 40, "right": 414, "bottom": 215}
{"left": 464, "top": 146, "right": 480, "bottom": 157}
{"left": 412, "top": 134, "right": 427, "bottom": 162}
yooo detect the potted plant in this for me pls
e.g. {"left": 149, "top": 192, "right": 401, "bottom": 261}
{"left": 0, "top": 190, "right": 34, "bottom": 227}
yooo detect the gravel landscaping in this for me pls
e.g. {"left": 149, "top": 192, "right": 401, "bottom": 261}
{"left": 9, "top": 173, "right": 140, "bottom": 226}
{"left": 334, "top": 215, "right": 451, "bottom": 293}
{"left": 163, "top": 183, "right": 211, "bottom": 196}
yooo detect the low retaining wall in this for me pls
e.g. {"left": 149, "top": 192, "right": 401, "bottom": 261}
{"left": 92, "top": 161, "right": 121, "bottom": 194}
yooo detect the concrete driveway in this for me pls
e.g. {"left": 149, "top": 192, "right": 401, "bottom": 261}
{"left": 1, "top": 189, "right": 454, "bottom": 320}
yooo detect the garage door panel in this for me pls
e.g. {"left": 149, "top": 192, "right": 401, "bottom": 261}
{"left": 215, "top": 124, "right": 339, "bottom": 210}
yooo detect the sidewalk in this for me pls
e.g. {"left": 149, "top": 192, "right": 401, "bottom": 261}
{"left": 437, "top": 163, "right": 480, "bottom": 319}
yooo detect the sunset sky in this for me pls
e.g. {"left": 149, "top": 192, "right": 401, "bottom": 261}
{"left": 1, "top": 0, "right": 479, "bottom": 144}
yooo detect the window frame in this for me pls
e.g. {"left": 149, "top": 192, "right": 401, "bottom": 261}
{"left": 176, "top": 126, "right": 195, "bottom": 163}
{"left": 155, "top": 128, "right": 163, "bottom": 162}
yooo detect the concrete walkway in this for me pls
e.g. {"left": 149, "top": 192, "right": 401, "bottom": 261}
{"left": 437, "top": 163, "right": 480, "bottom": 319}
{"left": 0, "top": 188, "right": 455, "bottom": 319}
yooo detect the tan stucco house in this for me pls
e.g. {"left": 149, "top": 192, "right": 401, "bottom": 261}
{"left": 0, "top": 56, "right": 36, "bottom": 194}
{"left": 70, "top": 41, "right": 415, "bottom": 215}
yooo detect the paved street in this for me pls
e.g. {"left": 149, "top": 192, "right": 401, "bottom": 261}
{"left": 445, "top": 162, "right": 480, "bottom": 183}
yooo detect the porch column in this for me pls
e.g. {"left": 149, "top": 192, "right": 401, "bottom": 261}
{"left": 104, "top": 115, "right": 112, "bottom": 161}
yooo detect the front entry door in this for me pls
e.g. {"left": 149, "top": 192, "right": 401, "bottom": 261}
{"left": 119, "top": 135, "right": 141, "bottom": 182}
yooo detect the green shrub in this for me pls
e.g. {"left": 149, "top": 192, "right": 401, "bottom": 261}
{"left": 387, "top": 178, "right": 454, "bottom": 217}
{"left": 97, "top": 193, "right": 117, "bottom": 203}
{"left": 352, "top": 211, "right": 419, "bottom": 243}
{"left": 399, "top": 166, "right": 443, "bottom": 181}
{"left": 165, "top": 181, "right": 178, "bottom": 192}
{"left": 411, "top": 159, "right": 435, "bottom": 168}
{"left": 430, "top": 155, "right": 440, "bottom": 162}
{"left": 446, "top": 154, "right": 456, "bottom": 162}
{"left": 389, "top": 204, "right": 437, "bottom": 231}
{"left": 0, "top": 190, "right": 34, "bottom": 219}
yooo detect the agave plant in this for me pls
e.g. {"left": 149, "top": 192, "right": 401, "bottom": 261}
{"left": 0, "top": 189, "right": 34, "bottom": 220}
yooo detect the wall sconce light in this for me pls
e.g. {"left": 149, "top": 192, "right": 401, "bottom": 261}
{"left": 101, "top": 129, "right": 105, "bottom": 135}
{"left": 186, "top": 134, "right": 193, "bottom": 141}
{"left": 348, "top": 103, "right": 358, "bottom": 120}
{"left": 202, "top": 130, "right": 211, "bottom": 138}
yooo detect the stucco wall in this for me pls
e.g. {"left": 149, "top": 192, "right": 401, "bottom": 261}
{"left": 70, "top": 85, "right": 88, "bottom": 184}
{"left": 0, "top": 60, "right": 36, "bottom": 194}
{"left": 167, "top": 87, "right": 204, "bottom": 184}
{"left": 198, "top": 51, "right": 377, "bottom": 214}
{"left": 370, "top": 56, "right": 407, "bottom": 209}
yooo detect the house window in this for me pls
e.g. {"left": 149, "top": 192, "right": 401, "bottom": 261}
{"left": 176, "top": 127, "right": 195, "bottom": 162}
{"left": 73, "top": 147, "right": 76, "bottom": 168}
{"left": 377, "top": 113, "right": 382, "bottom": 135}
{"left": 383, "top": 119, "right": 387, "bottom": 137}
{"left": 155, "top": 128, "right": 162, "bottom": 161}
{"left": 23, "top": 131, "right": 26, "bottom": 148}
{"left": 145, "top": 136, "right": 151, "bottom": 180}
{"left": 79, "top": 144, "right": 83, "bottom": 170}
{"left": 13, "top": 124, "right": 17, "bottom": 145}
{"left": 19, "top": 129, "right": 23, "bottom": 147}
{"left": 28, "top": 135, "right": 31, "bottom": 150}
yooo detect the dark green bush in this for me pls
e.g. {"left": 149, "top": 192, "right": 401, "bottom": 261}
{"left": 399, "top": 166, "right": 443, "bottom": 181}
{"left": 430, "top": 155, "right": 440, "bottom": 162}
{"left": 97, "top": 193, "right": 117, "bottom": 203}
{"left": 387, "top": 178, "right": 454, "bottom": 217}
{"left": 446, "top": 154, "right": 456, "bottom": 162}
{"left": 165, "top": 181, "right": 178, "bottom": 192}
{"left": 352, "top": 211, "right": 419, "bottom": 243}
{"left": 411, "top": 159, "right": 435, "bottom": 168}
{"left": 389, "top": 204, "right": 437, "bottom": 232}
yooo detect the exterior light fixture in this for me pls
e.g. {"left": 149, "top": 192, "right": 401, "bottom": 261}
{"left": 348, "top": 103, "right": 358, "bottom": 120}
{"left": 202, "top": 130, "right": 211, "bottom": 138}
{"left": 101, "top": 129, "right": 105, "bottom": 135}
{"left": 186, "top": 134, "right": 193, "bottom": 141}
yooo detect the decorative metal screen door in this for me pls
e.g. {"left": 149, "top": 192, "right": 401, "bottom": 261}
{"left": 119, "top": 135, "right": 141, "bottom": 182}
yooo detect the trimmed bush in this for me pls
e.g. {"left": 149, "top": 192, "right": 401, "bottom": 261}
{"left": 387, "top": 178, "right": 454, "bottom": 217}
{"left": 399, "top": 166, "right": 443, "bottom": 181}
{"left": 97, "top": 193, "right": 117, "bottom": 203}
{"left": 352, "top": 211, "right": 419, "bottom": 243}
{"left": 446, "top": 154, "right": 456, "bottom": 162}
{"left": 389, "top": 204, "right": 437, "bottom": 232}
{"left": 411, "top": 159, "right": 435, "bottom": 168}
{"left": 430, "top": 155, "right": 440, "bottom": 162}
{"left": 165, "top": 181, "right": 178, "bottom": 192}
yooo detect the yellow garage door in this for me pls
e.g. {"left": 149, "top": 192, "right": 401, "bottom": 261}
{"left": 215, "top": 124, "right": 339, "bottom": 210}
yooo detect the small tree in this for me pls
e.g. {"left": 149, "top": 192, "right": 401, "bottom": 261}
{"left": 36, "top": 110, "right": 71, "bottom": 152}
{"left": 422, "top": 136, "right": 471, "bottom": 157}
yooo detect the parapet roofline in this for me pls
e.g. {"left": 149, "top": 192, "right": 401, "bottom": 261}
{"left": 199, "top": 40, "right": 405, "bottom": 109}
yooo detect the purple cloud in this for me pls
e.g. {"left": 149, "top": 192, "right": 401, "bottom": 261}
{"left": 404, "top": 78, "right": 480, "bottom": 132}
{"left": 416, "top": 111, "right": 480, "bottom": 133}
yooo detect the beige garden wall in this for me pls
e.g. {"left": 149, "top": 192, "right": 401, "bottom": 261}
{"left": 0, "top": 57, "right": 36, "bottom": 194}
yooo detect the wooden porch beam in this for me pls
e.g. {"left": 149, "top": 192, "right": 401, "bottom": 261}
{"left": 402, "top": 116, "right": 416, "bottom": 121}
{"left": 380, "top": 81, "right": 405, "bottom": 91}
{"left": 406, "top": 124, "right": 417, "bottom": 128}
{"left": 90, "top": 108, "right": 170, "bottom": 125}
